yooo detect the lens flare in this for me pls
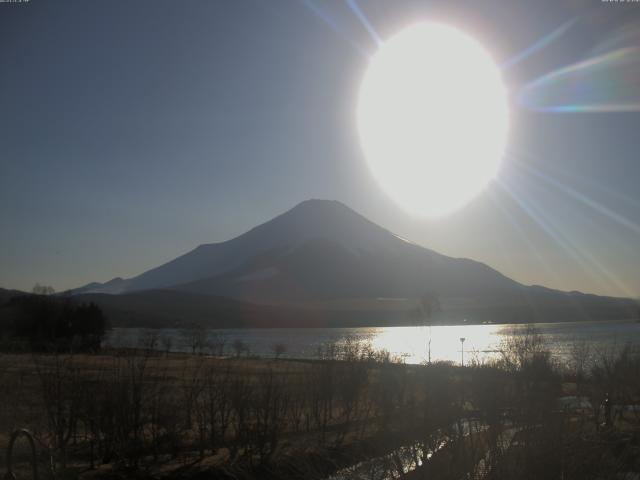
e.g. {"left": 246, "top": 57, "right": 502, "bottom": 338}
{"left": 345, "top": 0, "right": 381, "bottom": 46}
{"left": 502, "top": 18, "right": 576, "bottom": 70}
{"left": 519, "top": 24, "right": 640, "bottom": 112}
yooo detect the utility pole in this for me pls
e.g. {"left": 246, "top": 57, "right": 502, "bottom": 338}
{"left": 460, "top": 337, "right": 466, "bottom": 367}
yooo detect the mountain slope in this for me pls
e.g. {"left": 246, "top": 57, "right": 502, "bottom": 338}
{"left": 0, "top": 288, "right": 27, "bottom": 305}
{"left": 72, "top": 199, "right": 639, "bottom": 324}
{"left": 173, "top": 236, "right": 520, "bottom": 304}
{"left": 77, "top": 199, "right": 519, "bottom": 297}
{"left": 128, "top": 200, "right": 408, "bottom": 291}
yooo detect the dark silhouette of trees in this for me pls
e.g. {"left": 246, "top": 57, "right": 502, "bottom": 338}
{"left": 1, "top": 293, "right": 108, "bottom": 351}
{"left": 32, "top": 283, "right": 55, "bottom": 295}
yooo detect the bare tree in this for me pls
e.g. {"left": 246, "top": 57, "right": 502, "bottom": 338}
{"left": 232, "top": 339, "right": 247, "bottom": 358}
{"left": 35, "top": 353, "right": 82, "bottom": 468}
{"left": 208, "top": 332, "right": 226, "bottom": 356}
{"left": 161, "top": 334, "right": 173, "bottom": 356}
{"left": 32, "top": 283, "right": 55, "bottom": 295}
{"left": 181, "top": 324, "right": 207, "bottom": 355}
{"left": 271, "top": 342, "right": 287, "bottom": 360}
{"left": 498, "top": 324, "right": 546, "bottom": 372}
{"left": 138, "top": 330, "right": 159, "bottom": 354}
{"left": 420, "top": 292, "right": 440, "bottom": 364}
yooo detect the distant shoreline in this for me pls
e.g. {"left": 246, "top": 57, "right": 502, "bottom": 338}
{"left": 110, "top": 317, "right": 640, "bottom": 330}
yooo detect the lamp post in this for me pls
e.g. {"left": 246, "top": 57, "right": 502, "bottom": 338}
{"left": 460, "top": 337, "right": 466, "bottom": 367}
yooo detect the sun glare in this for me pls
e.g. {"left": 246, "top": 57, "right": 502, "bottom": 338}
{"left": 357, "top": 23, "right": 509, "bottom": 217}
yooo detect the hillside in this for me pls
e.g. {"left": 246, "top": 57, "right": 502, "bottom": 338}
{"left": 69, "top": 200, "right": 638, "bottom": 325}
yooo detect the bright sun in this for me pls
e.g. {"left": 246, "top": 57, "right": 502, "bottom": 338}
{"left": 357, "top": 23, "right": 509, "bottom": 217}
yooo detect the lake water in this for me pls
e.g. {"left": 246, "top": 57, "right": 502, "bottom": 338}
{"left": 104, "top": 320, "right": 640, "bottom": 365}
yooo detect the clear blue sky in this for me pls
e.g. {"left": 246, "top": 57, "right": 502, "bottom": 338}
{"left": 1, "top": 0, "right": 640, "bottom": 297}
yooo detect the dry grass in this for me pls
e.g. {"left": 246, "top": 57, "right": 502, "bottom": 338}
{"left": 0, "top": 339, "right": 639, "bottom": 480}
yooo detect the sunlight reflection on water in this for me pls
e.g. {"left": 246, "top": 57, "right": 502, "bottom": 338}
{"left": 370, "top": 324, "right": 501, "bottom": 364}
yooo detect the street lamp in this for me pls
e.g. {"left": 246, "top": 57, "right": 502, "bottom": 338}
{"left": 460, "top": 337, "right": 466, "bottom": 367}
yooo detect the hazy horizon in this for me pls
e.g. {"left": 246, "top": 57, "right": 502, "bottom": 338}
{"left": 2, "top": 1, "right": 640, "bottom": 298}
